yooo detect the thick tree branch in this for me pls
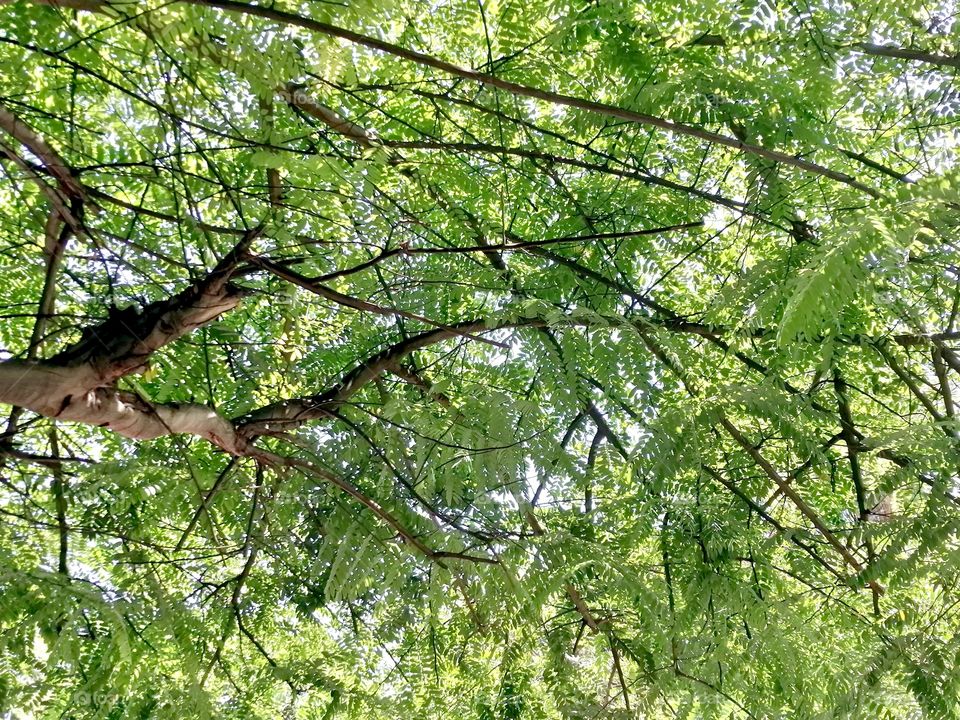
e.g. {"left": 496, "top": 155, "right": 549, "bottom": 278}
{"left": 0, "top": 230, "right": 259, "bottom": 451}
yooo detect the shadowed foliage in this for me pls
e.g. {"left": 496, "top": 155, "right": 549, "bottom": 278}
{"left": 1, "top": 1, "right": 960, "bottom": 718}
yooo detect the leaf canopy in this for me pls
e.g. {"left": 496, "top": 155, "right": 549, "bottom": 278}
{"left": 1, "top": 1, "right": 960, "bottom": 718}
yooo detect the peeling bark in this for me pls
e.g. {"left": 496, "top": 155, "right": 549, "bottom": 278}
{"left": 49, "top": 281, "right": 249, "bottom": 382}
{"left": 57, "top": 390, "right": 245, "bottom": 453}
{"left": 0, "top": 363, "right": 245, "bottom": 453}
{"left": 0, "top": 232, "right": 257, "bottom": 451}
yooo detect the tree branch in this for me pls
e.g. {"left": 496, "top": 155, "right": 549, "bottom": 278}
{"left": 718, "top": 415, "right": 883, "bottom": 595}
{"left": 189, "top": 0, "right": 882, "bottom": 197}
{"left": 0, "top": 230, "right": 259, "bottom": 451}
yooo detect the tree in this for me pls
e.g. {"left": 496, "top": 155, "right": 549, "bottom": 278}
{"left": 0, "top": 0, "right": 959, "bottom": 716}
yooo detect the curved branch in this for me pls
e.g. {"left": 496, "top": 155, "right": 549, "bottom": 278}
{"left": 189, "top": 0, "right": 881, "bottom": 197}
{"left": 236, "top": 317, "right": 543, "bottom": 437}
{"left": 0, "top": 230, "right": 259, "bottom": 449}
{"left": 0, "top": 102, "right": 85, "bottom": 201}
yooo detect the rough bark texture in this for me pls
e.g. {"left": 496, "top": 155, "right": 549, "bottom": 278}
{"left": 0, "top": 234, "right": 256, "bottom": 453}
